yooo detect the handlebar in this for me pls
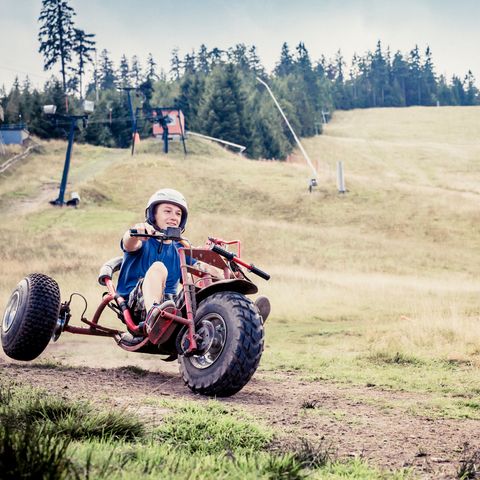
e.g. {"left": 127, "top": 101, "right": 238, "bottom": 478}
{"left": 129, "top": 226, "right": 182, "bottom": 241}
{"left": 211, "top": 245, "right": 235, "bottom": 261}
{"left": 128, "top": 230, "right": 270, "bottom": 281}
{"left": 249, "top": 265, "right": 271, "bottom": 281}
{"left": 211, "top": 245, "right": 270, "bottom": 281}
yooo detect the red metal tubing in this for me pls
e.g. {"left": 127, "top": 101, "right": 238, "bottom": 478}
{"left": 231, "top": 256, "right": 252, "bottom": 270}
{"left": 105, "top": 278, "right": 142, "bottom": 334}
{"left": 64, "top": 325, "right": 116, "bottom": 337}
{"left": 208, "top": 238, "right": 241, "bottom": 257}
{"left": 90, "top": 294, "right": 113, "bottom": 325}
{"left": 159, "top": 309, "right": 191, "bottom": 326}
{"left": 178, "top": 249, "right": 198, "bottom": 352}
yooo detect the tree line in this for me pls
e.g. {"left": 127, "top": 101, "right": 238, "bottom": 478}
{"left": 1, "top": 0, "right": 478, "bottom": 160}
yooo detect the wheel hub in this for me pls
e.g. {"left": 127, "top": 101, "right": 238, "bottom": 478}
{"left": 51, "top": 316, "right": 66, "bottom": 342}
{"left": 2, "top": 292, "right": 19, "bottom": 333}
{"left": 188, "top": 314, "right": 227, "bottom": 369}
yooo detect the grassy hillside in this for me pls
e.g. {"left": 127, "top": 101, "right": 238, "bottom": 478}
{"left": 2, "top": 106, "right": 480, "bottom": 415}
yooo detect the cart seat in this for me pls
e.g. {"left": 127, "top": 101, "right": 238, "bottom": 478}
{"left": 98, "top": 256, "right": 123, "bottom": 286}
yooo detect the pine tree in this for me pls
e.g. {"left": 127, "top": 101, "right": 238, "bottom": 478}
{"left": 274, "top": 43, "right": 294, "bottom": 77}
{"left": 370, "top": 41, "right": 388, "bottom": 106}
{"left": 297, "top": 43, "right": 325, "bottom": 112}
{"left": 118, "top": 55, "right": 130, "bottom": 87}
{"left": 295, "top": 42, "right": 312, "bottom": 75}
{"left": 5, "top": 79, "right": 21, "bottom": 124}
{"left": 71, "top": 28, "right": 96, "bottom": 98}
{"left": 407, "top": 45, "right": 422, "bottom": 105}
{"left": 38, "top": 0, "right": 76, "bottom": 93}
{"left": 139, "top": 78, "right": 154, "bottom": 110}
{"left": 19, "top": 78, "right": 33, "bottom": 124}
{"left": 270, "top": 76, "right": 303, "bottom": 141}
{"left": 170, "top": 47, "right": 182, "bottom": 80}
{"left": 230, "top": 44, "right": 249, "bottom": 71}
{"left": 248, "top": 46, "right": 264, "bottom": 75}
{"left": 422, "top": 46, "right": 436, "bottom": 105}
{"left": 209, "top": 47, "right": 224, "bottom": 68}
{"left": 198, "top": 65, "right": 250, "bottom": 148}
{"left": 391, "top": 51, "right": 408, "bottom": 106}
{"left": 28, "top": 89, "right": 51, "bottom": 137}
{"left": 450, "top": 75, "right": 465, "bottom": 105}
{"left": 98, "top": 49, "right": 117, "bottom": 90}
{"left": 463, "top": 71, "right": 478, "bottom": 105}
{"left": 250, "top": 88, "right": 292, "bottom": 159}
{"left": 436, "top": 75, "right": 452, "bottom": 106}
{"left": 183, "top": 52, "right": 196, "bottom": 75}
{"left": 146, "top": 53, "right": 157, "bottom": 80}
{"left": 331, "top": 50, "right": 352, "bottom": 109}
{"left": 176, "top": 74, "right": 205, "bottom": 131}
{"left": 197, "top": 44, "right": 210, "bottom": 74}
{"left": 348, "top": 54, "right": 360, "bottom": 105}
{"left": 131, "top": 55, "right": 143, "bottom": 87}
{"left": 42, "top": 78, "right": 68, "bottom": 137}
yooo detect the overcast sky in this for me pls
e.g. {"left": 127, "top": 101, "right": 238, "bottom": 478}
{"left": 1, "top": 0, "right": 479, "bottom": 90}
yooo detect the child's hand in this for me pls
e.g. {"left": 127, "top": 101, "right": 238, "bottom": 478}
{"left": 132, "top": 223, "right": 154, "bottom": 241}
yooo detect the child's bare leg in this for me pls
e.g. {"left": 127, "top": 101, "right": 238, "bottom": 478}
{"left": 142, "top": 261, "right": 168, "bottom": 312}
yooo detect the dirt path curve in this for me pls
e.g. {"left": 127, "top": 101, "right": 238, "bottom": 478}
{"left": 1, "top": 360, "right": 478, "bottom": 479}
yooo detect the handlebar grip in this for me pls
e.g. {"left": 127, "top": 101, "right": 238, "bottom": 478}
{"left": 211, "top": 246, "right": 270, "bottom": 280}
{"left": 211, "top": 245, "right": 235, "bottom": 260}
{"left": 250, "top": 265, "right": 270, "bottom": 281}
{"left": 129, "top": 229, "right": 151, "bottom": 238}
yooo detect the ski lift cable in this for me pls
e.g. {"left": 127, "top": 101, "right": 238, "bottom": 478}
{"left": 256, "top": 77, "right": 318, "bottom": 180}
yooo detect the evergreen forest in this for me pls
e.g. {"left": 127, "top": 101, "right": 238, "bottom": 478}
{"left": 1, "top": 0, "right": 479, "bottom": 160}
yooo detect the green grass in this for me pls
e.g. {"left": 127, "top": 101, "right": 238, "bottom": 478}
{"left": 0, "top": 380, "right": 409, "bottom": 479}
{"left": 153, "top": 400, "right": 272, "bottom": 454}
{"left": 0, "top": 382, "right": 145, "bottom": 441}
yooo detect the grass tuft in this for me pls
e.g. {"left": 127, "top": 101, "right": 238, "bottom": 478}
{"left": 153, "top": 400, "right": 271, "bottom": 454}
{"left": 0, "top": 418, "right": 74, "bottom": 480}
{"left": 293, "top": 438, "right": 335, "bottom": 469}
{"left": 366, "top": 351, "right": 423, "bottom": 366}
{"left": 30, "top": 359, "right": 65, "bottom": 369}
{"left": 54, "top": 409, "right": 145, "bottom": 441}
{"left": 301, "top": 399, "right": 320, "bottom": 410}
{"left": 0, "top": 381, "right": 144, "bottom": 442}
{"left": 262, "top": 453, "right": 306, "bottom": 480}
{"left": 457, "top": 443, "right": 480, "bottom": 480}
{"left": 118, "top": 365, "right": 149, "bottom": 377}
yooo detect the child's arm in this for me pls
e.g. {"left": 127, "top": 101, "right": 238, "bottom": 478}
{"left": 122, "top": 222, "right": 155, "bottom": 252}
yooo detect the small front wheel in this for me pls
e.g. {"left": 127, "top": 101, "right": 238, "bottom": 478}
{"left": 2, "top": 274, "right": 61, "bottom": 361}
{"left": 178, "top": 291, "right": 264, "bottom": 397}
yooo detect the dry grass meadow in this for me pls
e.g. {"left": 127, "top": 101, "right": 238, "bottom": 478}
{"left": 2, "top": 106, "right": 480, "bottom": 416}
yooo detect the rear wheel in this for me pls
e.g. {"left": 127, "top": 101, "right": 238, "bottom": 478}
{"left": 2, "top": 274, "right": 61, "bottom": 361}
{"left": 178, "top": 291, "right": 264, "bottom": 397}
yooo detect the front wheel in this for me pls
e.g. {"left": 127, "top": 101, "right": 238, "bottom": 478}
{"left": 178, "top": 291, "right": 264, "bottom": 397}
{"left": 2, "top": 274, "right": 61, "bottom": 361}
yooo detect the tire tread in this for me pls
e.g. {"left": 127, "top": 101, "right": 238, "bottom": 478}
{"left": 2, "top": 273, "right": 60, "bottom": 361}
{"left": 180, "top": 291, "right": 264, "bottom": 397}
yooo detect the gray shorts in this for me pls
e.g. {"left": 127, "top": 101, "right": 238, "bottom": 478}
{"left": 127, "top": 279, "right": 146, "bottom": 323}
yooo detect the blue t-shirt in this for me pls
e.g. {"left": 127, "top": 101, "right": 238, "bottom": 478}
{"left": 117, "top": 239, "right": 187, "bottom": 298}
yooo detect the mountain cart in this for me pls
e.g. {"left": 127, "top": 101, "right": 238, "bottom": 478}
{"left": 1, "top": 228, "right": 270, "bottom": 397}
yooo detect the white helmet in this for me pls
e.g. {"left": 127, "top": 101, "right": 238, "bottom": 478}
{"left": 145, "top": 188, "right": 188, "bottom": 231}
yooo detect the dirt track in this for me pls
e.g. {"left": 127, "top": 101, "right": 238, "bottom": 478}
{"left": 1, "top": 359, "right": 478, "bottom": 479}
